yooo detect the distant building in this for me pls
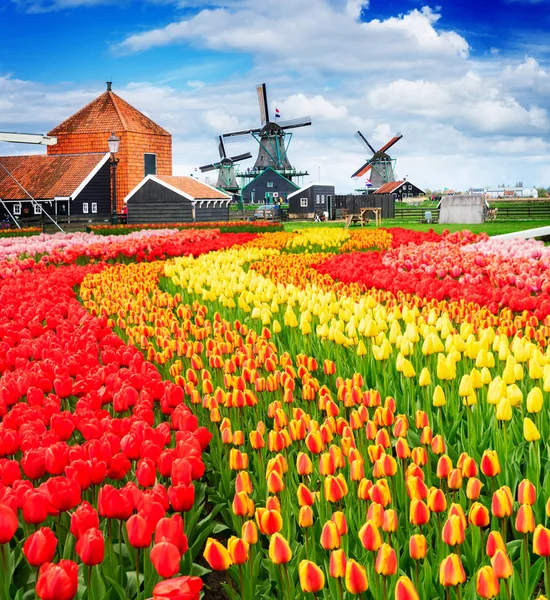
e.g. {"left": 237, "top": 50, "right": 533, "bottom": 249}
{"left": 0, "top": 153, "right": 110, "bottom": 221}
{"left": 376, "top": 180, "right": 424, "bottom": 200}
{"left": 480, "top": 186, "right": 539, "bottom": 199}
{"left": 125, "top": 175, "right": 231, "bottom": 224}
{"left": 241, "top": 167, "right": 299, "bottom": 204}
{"left": 287, "top": 184, "right": 335, "bottom": 219}
{"left": 47, "top": 83, "right": 172, "bottom": 211}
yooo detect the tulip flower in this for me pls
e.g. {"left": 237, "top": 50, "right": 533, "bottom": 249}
{"left": 203, "top": 538, "right": 232, "bottom": 570}
{"left": 329, "top": 549, "right": 346, "bottom": 579}
{"left": 23, "top": 528, "right": 57, "bottom": 567}
{"left": 409, "top": 534, "right": 427, "bottom": 560}
{"left": 518, "top": 479, "right": 537, "bottom": 505}
{"left": 516, "top": 504, "right": 535, "bottom": 534}
{"left": 36, "top": 560, "right": 79, "bottom": 600}
{"left": 481, "top": 450, "right": 500, "bottom": 478}
{"left": 439, "top": 554, "right": 466, "bottom": 587}
{"left": 524, "top": 417, "right": 541, "bottom": 442}
{"left": 394, "top": 576, "right": 420, "bottom": 600}
{"left": 126, "top": 514, "right": 152, "bottom": 549}
{"left": 241, "top": 520, "right": 258, "bottom": 545}
{"left": 298, "top": 560, "right": 325, "bottom": 593}
{"left": 486, "top": 531, "right": 506, "bottom": 558}
{"left": 491, "top": 549, "right": 513, "bottom": 579}
{"left": 151, "top": 576, "right": 202, "bottom": 600}
{"left": 227, "top": 536, "right": 249, "bottom": 565}
{"left": 320, "top": 521, "right": 341, "bottom": 550}
{"left": 534, "top": 525, "right": 550, "bottom": 556}
{"left": 70, "top": 502, "right": 100, "bottom": 540}
{"left": 359, "top": 520, "right": 382, "bottom": 552}
{"left": 476, "top": 566, "right": 500, "bottom": 599}
{"left": 76, "top": 527, "right": 105, "bottom": 566}
{"left": 345, "top": 559, "right": 368, "bottom": 594}
{"left": 0, "top": 503, "right": 18, "bottom": 544}
{"left": 409, "top": 499, "right": 430, "bottom": 526}
{"left": 268, "top": 533, "right": 292, "bottom": 565}
{"left": 442, "top": 514, "right": 465, "bottom": 547}
{"left": 375, "top": 543, "right": 397, "bottom": 576}
{"left": 469, "top": 502, "right": 490, "bottom": 528}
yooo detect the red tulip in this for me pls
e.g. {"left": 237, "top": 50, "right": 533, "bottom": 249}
{"left": 168, "top": 484, "right": 195, "bottom": 512}
{"left": 76, "top": 527, "right": 104, "bottom": 566}
{"left": 151, "top": 575, "right": 202, "bottom": 600}
{"left": 23, "top": 528, "right": 57, "bottom": 567}
{"left": 22, "top": 490, "right": 50, "bottom": 525}
{"left": 70, "top": 501, "right": 99, "bottom": 539}
{"left": 36, "top": 560, "right": 79, "bottom": 600}
{"left": 151, "top": 541, "right": 182, "bottom": 578}
{"left": 155, "top": 514, "right": 188, "bottom": 555}
{"left": 0, "top": 503, "right": 18, "bottom": 544}
{"left": 126, "top": 514, "right": 152, "bottom": 549}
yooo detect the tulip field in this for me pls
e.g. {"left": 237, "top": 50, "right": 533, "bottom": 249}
{"left": 2, "top": 224, "right": 550, "bottom": 600}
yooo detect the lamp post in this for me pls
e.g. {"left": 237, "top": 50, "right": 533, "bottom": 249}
{"left": 108, "top": 132, "right": 120, "bottom": 224}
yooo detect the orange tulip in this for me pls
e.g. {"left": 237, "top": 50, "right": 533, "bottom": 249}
{"left": 486, "top": 531, "right": 506, "bottom": 558}
{"left": 480, "top": 450, "right": 500, "bottom": 478}
{"left": 358, "top": 520, "right": 382, "bottom": 552}
{"left": 439, "top": 554, "right": 466, "bottom": 587}
{"left": 476, "top": 566, "right": 500, "bottom": 599}
{"left": 466, "top": 477, "right": 483, "bottom": 501}
{"left": 447, "top": 468, "right": 463, "bottom": 490}
{"left": 469, "top": 502, "right": 490, "bottom": 528}
{"left": 427, "top": 488, "right": 447, "bottom": 514}
{"left": 533, "top": 524, "right": 550, "bottom": 556}
{"left": 518, "top": 479, "right": 537, "bottom": 506}
{"left": 491, "top": 488, "right": 513, "bottom": 519}
{"left": 268, "top": 533, "right": 292, "bottom": 565}
{"left": 442, "top": 514, "right": 465, "bottom": 547}
{"left": 297, "top": 483, "right": 315, "bottom": 507}
{"left": 395, "top": 575, "right": 420, "bottom": 600}
{"left": 436, "top": 455, "right": 452, "bottom": 479}
{"left": 345, "top": 559, "right": 369, "bottom": 594}
{"left": 409, "top": 499, "right": 430, "bottom": 526}
{"left": 227, "top": 536, "right": 249, "bottom": 565}
{"left": 375, "top": 543, "right": 397, "bottom": 576}
{"left": 320, "top": 521, "right": 341, "bottom": 550}
{"left": 491, "top": 549, "right": 513, "bottom": 579}
{"left": 366, "top": 502, "right": 385, "bottom": 528}
{"left": 298, "top": 560, "right": 325, "bottom": 593}
{"left": 383, "top": 509, "right": 398, "bottom": 534}
{"left": 241, "top": 520, "right": 258, "bottom": 545}
{"left": 203, "top": 538, "right": 232, "bottom": 570}
{"left": 515, "top": 504, "right": 535, "bottom": 534}
{"left": 329, "top": 549, "right": 347, "bottom": 579}
{"left": 409, "top": 534, "right": 427, "bottom": 560}
{"left": 256, "top": 509, "right": 282, "bottom": 536}
{"left": 296, "top": 452, "right": 313, "bottom": 476}
{"left": 298, "top": 505, "right": 314, "bottom": 528}
{"left": 331, "top": 511, "right": 348, "bottom": 536}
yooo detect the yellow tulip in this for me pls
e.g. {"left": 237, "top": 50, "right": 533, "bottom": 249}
{"left": 524, "top": 417, "right": 540, "bottom": 442}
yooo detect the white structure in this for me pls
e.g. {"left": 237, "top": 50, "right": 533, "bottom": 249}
{"left": 469, "top": 186, "right": 539, "bottom": 199}
{"left": 0, "top": 132, "right": 57, "bottom": 145}
{"left": 439, "top": 194, "right": 485, "bottom": 224}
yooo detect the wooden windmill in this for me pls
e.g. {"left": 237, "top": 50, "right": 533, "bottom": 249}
{"left": 222, "top": 84, "right": 311, "bottom": 182}
{"left": 352, "top": 131, "right": 403, "bottom": 188}
{"left": 199, "top": 136, "right": 252, "bottom": 194}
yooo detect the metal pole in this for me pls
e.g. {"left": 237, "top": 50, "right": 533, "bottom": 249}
{"left": 111, "top": 157, "right": 118, "bottom": 224}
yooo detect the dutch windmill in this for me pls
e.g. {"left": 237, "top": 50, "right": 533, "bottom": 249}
{"left": 199, "top": 136, "right": 252, "bottom": 194}
{"left": 222, "top": 83, "right": 312, "bottom": 181}
{"left": 352, "top": 131, "right": 403, "bottom": 188}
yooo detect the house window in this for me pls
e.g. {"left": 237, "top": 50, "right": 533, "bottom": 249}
{"left": 13, "top": 203, "right": 21, "bottom": 215}
{"left": 267, "top": 181, "right": 274, "bottom": 188}
{"left": 321, "top": 195, "right": 325, "bottom": 202}
{"left": 315, "top": 194, "right": 320, "bottom": 204}
{"left": 83, "top": 203, "right": 89, "bottom": 214}
{"left": 300, "top": 198, "right": 308, "bottom": 207}
{"left": 91, "top": 203, "right": 98, "bottom": 214}
{"left": 144, "top": 153, "right": 157, "bottom": 176}
{"left": 34, "top": 204, "right": 42, "bottom": 215}
{"left": 408, "top": 185, "right": 412, "bottom": 190}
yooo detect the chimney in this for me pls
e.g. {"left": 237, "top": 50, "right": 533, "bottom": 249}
{"left": 106, "top": 81, "right": 112, "bottom": 92}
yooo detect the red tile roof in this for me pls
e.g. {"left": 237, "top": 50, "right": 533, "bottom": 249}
{"left": 0, "top": 153, "right": 107, "bottom": 200}
{"left": 48, "top": 91, "right": 170, "bottom": 137}
{"left": 155, "top": 176, "right": 230, "bottom": 199}
{"left": 376, "top": 181, "right": 405, "bottom": 194}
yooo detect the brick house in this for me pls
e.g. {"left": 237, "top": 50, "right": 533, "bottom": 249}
{"left": 47, "top": 83, "right": 171, "bottom": 212}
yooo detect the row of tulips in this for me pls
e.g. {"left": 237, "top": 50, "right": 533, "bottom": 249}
{"left": 78, "top": 231, "right": 550, "bottom": 599}
{"left": 0, "top": 225, "right": 266, "bottom": 599}
{"left": 88, "top": 220, "right": 285, "bottom": 235}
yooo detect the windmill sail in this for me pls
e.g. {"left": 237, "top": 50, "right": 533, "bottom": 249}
{"left": 256, "top": 83, "right": 270, "bottom": 126}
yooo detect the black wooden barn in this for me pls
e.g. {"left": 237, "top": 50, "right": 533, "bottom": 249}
{"left": 125, "top": 175, "right": 231, "bottom": 224}
{"left": 0, "top": 153, "right": 110, "bottom": 225}
{"left": 333, "top": 193, "right": 396, "bottom": 219}
{"left": 287, "top": 184, "right": 335, "bottom": 219}
{"left": 376, "top": 180, "right": 424, "bottom": 200}
{"left": 241, "top": 167, "right": 299, "bottom": 204}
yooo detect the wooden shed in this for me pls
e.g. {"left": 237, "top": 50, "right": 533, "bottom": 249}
{"left": 333, "top": 193, "right": 395, "bottom": 220}
{"left": 241, "top": 168, "right": 299, "bottom": 204}
{"left": 376, "top": 180, "right": 424, "bottom": 201}
{"left": 125, "top": 175, "right": 231, "bottom": 224}
{"left": 0, "top": 152, "right": 110, "bottom": 225}
{"left": 287, "top": 184, "right": 335, "bottom": 219}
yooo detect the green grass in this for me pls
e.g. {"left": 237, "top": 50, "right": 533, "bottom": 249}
{"left": 283, "top": 220, "right": 550, "bottom": 236}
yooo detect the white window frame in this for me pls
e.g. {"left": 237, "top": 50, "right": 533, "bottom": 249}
{"left": 83, "top": 203, "right": 89, "bottom": 214}
{"left": 34, "top": 203, "right": 42, "bottom": 215}
{"left": 300, "top": 197, "right": 308, "bottom": 207}
{"left": 315, "top": 194, "right": 320, "bottom": 204}
{"left": 267, "top": 181, "right": 274, "bottom": 188}
{"left": 91, "top": 203, "right": 98, "bottom": 214}
{"left": 13, "top": 203, "right": 21, "bottom": 215}
{"left": 321, "top": 194, "right": 325, "bottom": 202}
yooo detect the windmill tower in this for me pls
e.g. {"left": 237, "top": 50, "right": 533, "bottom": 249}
{"left": 222, "top": 83, "right": 312, "bottom": 183}
{"left": 352, "top": 131, "right": 403, "bottom": 188}
{"left": 199, "top": 136, "right": 251, "bottom": 194}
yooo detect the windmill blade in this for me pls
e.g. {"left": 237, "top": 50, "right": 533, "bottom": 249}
{"left": 378, "top": 134, "right": 403, "bottom": 155}
{"left": 351, "top": 161, "right": 373, "bottom": 178}
{"left": 199, "top": 163, "right": 219, "bottom": 173}
{"left": 278, "top": 116, "right": 312, "bottom": 130}
{"left": 355, "top": 131, "right": 377, "bottom": 155}
{"left": 222, "top": 127, "right": 261, "bottom": 143}
{"left": 217, "top": 135, "right": 227, "bottom": 159}
{"left": 256, "top": 83, "right": 270, "bottom": 125}
{"left": 229, "top": 152, "right": 252, "bottom": 163}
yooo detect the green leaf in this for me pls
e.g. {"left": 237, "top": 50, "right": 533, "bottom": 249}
{"left": 91, "top": 565, "right": 107, "bottom": 600}
{"left": 104, "top": 576, "right": 127, "bottom": 600}
{"left": 190, "top": 563, "right": 211, "bottom": 577}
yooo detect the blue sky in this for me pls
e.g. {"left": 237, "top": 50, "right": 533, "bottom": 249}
{"left": 1, "top": 0, "right": 549, "bottom": 191}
